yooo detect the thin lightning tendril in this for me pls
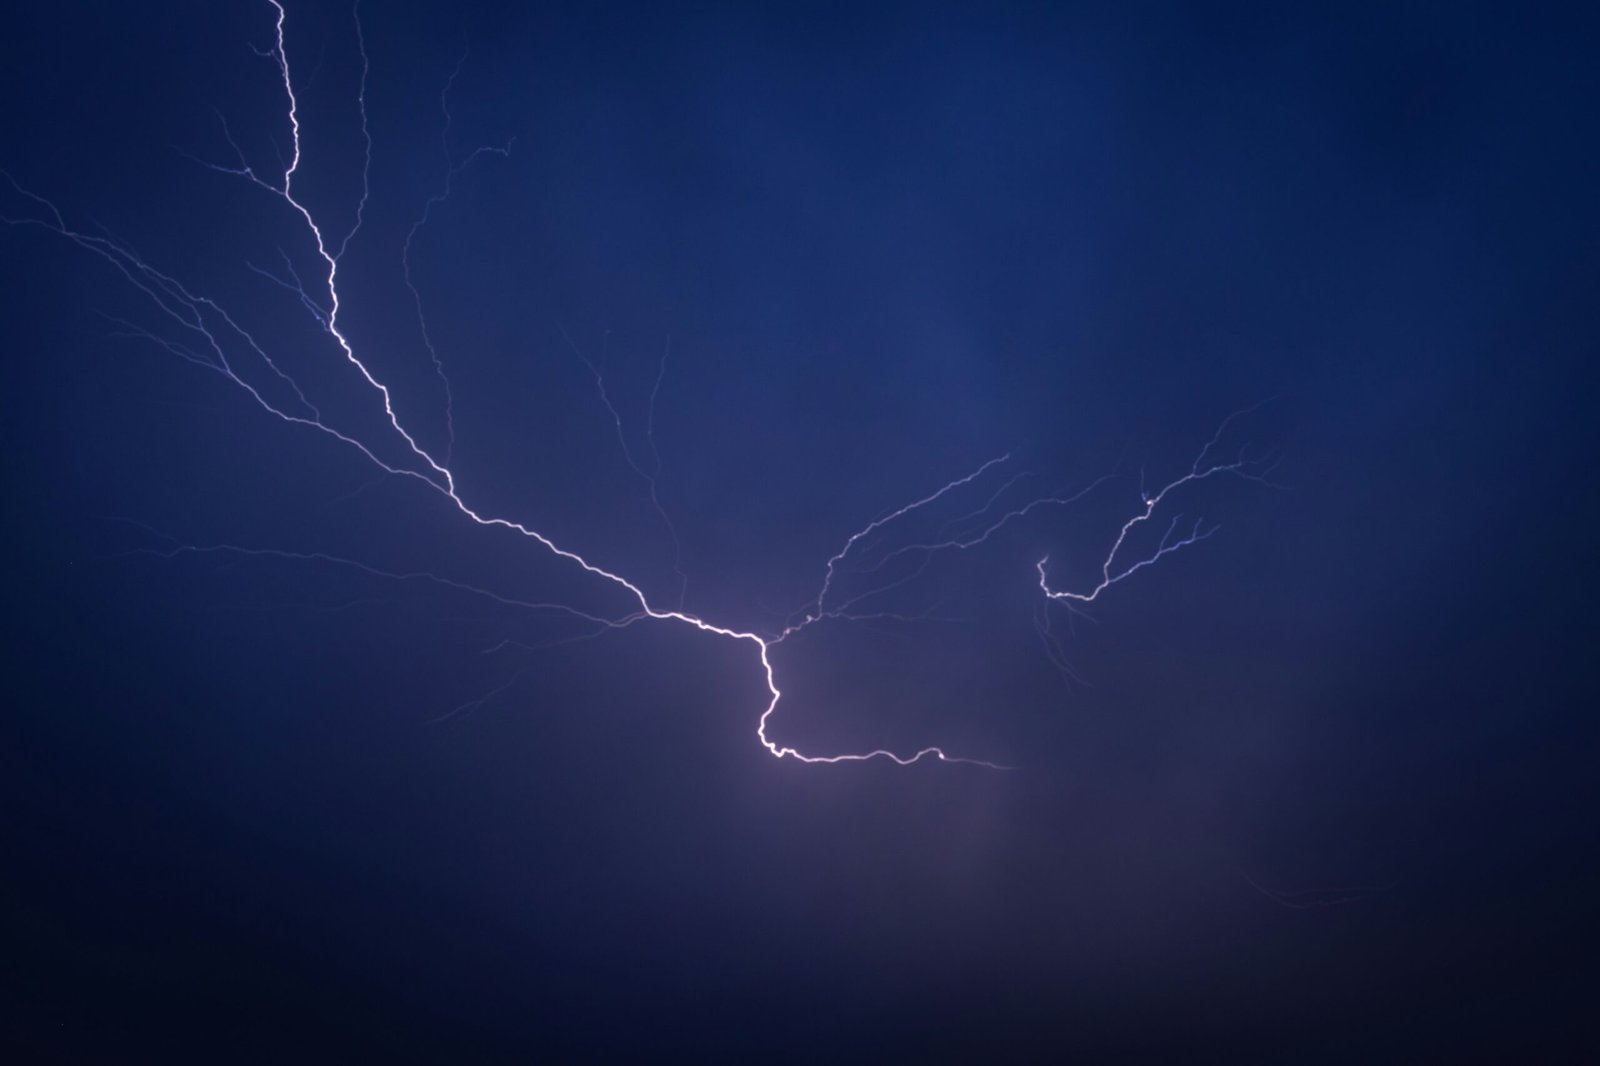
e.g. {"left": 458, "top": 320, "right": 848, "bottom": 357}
{"left": 402, "top": 42, "right": 512, "bottom": 465}
{"left": 2, "top": 1, "right": 1274, "bottom": 770}
{"left": 561, "top": 326, "right": 689, "bottom": 610}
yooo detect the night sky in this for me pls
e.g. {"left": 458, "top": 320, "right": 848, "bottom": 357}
{"left": 3, "top": 1, "right": 1596, "bottom": 1061}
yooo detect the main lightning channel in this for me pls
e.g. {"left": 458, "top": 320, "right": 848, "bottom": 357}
{"left": 207, "top": 1, "right": 1010, "bottom": 766}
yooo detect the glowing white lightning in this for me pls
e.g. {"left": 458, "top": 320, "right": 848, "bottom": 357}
{"left": 2, "top": 1, "right": 1273, "bottom": 769}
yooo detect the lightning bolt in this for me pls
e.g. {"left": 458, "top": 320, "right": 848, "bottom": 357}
{"left": 2, "top": 1, "right": 1274, "bottom": 770}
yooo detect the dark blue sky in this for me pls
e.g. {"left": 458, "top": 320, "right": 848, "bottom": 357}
{"left": 3, "top": 1, "right": 1596, "bottom": 1060}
